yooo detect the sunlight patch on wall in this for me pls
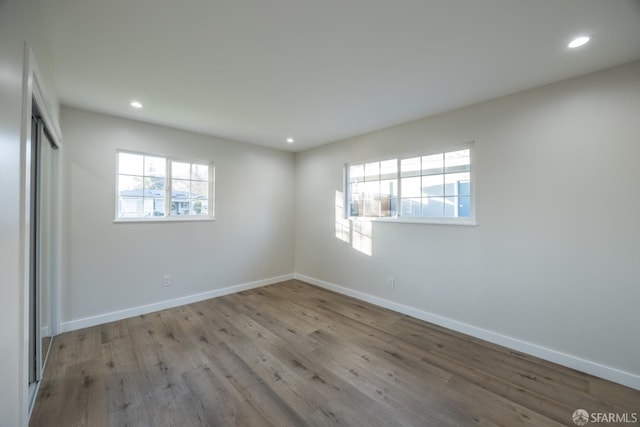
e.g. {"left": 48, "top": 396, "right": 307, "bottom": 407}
{"left": 335, "top": 191, "right": 350, "bottom": 243}
{"left": 335, "top": 190, "right": 373, "bottom": 256}
{"left": 352, "top": 220, "right": 372, "bottom": 256}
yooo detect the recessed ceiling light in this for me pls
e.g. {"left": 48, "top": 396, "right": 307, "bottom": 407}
{"left": 567, "top": 36, "right": 590, "bottom": 49}
{"left": 130, "top": 101, "right": 143, "bottom": 108}
{"left": 286, "top": 138, "right": 294, "bottom": 144}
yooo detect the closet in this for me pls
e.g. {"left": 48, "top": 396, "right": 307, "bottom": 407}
{"left": 27, "top": 100, "right": 60, "bottom": 408}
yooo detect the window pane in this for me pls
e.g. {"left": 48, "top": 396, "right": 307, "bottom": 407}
{"left": 349, "top": 199, "right": 361, "bottom": 217}
{"left": 144, "top": 189, "right": 164, "bottom": 216}
{"left": 422, "top": 175, "right": 444, "bottom": 197}
{"left": 458, "top": 196, "right": 471, "bottom": 217}
{"left": 379, "top": 179, "right": 397, "bottom": 217}
{"left": 445, "top": 149, "right": 470, "bottom": 173}
{"left": 142, "top": 198, "right": 156, "bottom": 217}
{"left": 144, "top": 177, "right": 165, "bottom": 195}
{"left": 379, "top": 179, "right": 397, "bottom": 197}
{"left": 364, "top": 162, "right": 380, "bottom": 181}
{"left": 401, "top": 198, "right": 422, "bottom": 216}
{"left": 458, "top": 180, "right": 471, "bottom": 197}
{"left": 191, "top": 199, "right": 206, "bottom": 215}
{"left": 191, "top": 164, "right": 208, "bottom": 181}
{"left": 118, "top": 175, "right": 142, "bottom": 195}
{"left": 172, "top": 161, "right": 190, "bottom": 179}
{"left": 118, "top": 152, "right": 143, "bottom": 176}
{"left": 422, "top": 197, "right": 445, "bottom": 217}
{"left": 200, "top": 199, "right": 209, "bottom": 215}
{"left": 380, "top": 159, "right": 397, "bottom": 180}
{"left": 191, "top": 181, "right": 208, "bottom": 198}
{"left": 363, "top": 198, "right": 380, "bottom": 217}
{"left": 148, "top": 198, "right": 165, "bottom": 216}
{"left": 349, "top": 164, "right": 364, "bottom": 183}
{"left": 350, "top": 182, "right": 362, "bottom": 198}
{"left": 401, "top": 157, "right": 421, "bottom": 177}
{"left": 118, "top": 197, "right": 143, "bottom": 217}
{"left": 363, "top": 181, "right": 380, "bottom": 198}
{"left": 171, "top": 200, "right": 190, "bottom": 215}
{"left": 444, "top": 196, "right": 458, "bottom": 217}
{"left": 444, "top": 172, "right": 470, "bottom": 196}
{"left": 401, "top": 176, "right": 421, "bottom": 198}
{"left": 144, "top": 156, "right": 166, "bottom": 177}
{"left": 380, "top": 196, "right": 394, "bottom": 217}
{"left": 422, "top": 153, "right": 443, "bottom": 175}
{"left": 349, "top": 182, "right": 363, "bottom": 216}
{"left": 172, "top": 179, "right": 190, "bottom": 198}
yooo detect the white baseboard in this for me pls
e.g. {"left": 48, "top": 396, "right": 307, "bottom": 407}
{"left": 294, "top": 273, "right": 640, "bottom": 391}
{"left": 59, "top": 274, "right": 294, "bottom": 333}
{"left": 58, "top": 271, "right": 640, "bottom": 391}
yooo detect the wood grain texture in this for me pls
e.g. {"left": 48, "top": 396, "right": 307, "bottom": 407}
{"left": 30, "top": 280, "right": 640, "bottom": 426}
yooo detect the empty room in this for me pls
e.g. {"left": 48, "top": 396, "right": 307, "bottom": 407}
{"left": 1, "top": 0, "right": 640, "bottom": 426}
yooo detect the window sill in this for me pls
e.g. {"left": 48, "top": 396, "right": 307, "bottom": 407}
{"left": 114, "top": 216, "right": 216, "bottom": 224}
{"left": 348, "top": 216, "right": 478, "bottom": 226}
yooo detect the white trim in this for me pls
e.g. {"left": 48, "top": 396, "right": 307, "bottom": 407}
{"left": 59, "top": 274, "right": 294, "bottom": 333}
{"left": 22, "top": 43, "right": 63, "bottom": 425}
{"left": 351, "top": 216, "right": 478, "bottom": 226}
{"left": 293, "top": 273, "right": 640, "bottom": 391}
{"left": 21, "top": 44, "right": 36, "bottom": 426}
{"left": 113, "top": 217, "right": 216, "bottom": 224}
{"left": 53, "top": 270, "right": 640, "bottom": 391}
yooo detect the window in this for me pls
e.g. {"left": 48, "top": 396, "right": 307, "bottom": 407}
{"left": 346, "top": 143, "right": 474, "bottom": 224}
{"left": 116, "top": 150, "right": 214, "bottom": 221}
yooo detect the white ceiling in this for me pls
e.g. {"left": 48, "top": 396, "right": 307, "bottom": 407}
{"left": 35, "top": 0, "right": 640, "bottom": 152}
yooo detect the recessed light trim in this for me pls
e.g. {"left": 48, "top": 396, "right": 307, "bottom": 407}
{"left": 286, "top": 138, "right": 294, "bottom": 144}
{"left": 567, "top": 36, "right": 590, "bottom": 49}
{"left": 130, "top": 101, "right": 143, "bottom": 108}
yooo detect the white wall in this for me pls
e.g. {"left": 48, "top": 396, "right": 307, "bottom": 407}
{"left": 294, "top": 60, "right": 640, "bottom": 388}
{"left": 0, "top": 0, "right": 59, "bottom": 425}
{"left": 60, "top": 107, "right": 295, "bottom": 328}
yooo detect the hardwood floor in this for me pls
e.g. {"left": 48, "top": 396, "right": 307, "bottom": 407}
{"left": 30, "top": 280, "right": 640, "bottom": 426}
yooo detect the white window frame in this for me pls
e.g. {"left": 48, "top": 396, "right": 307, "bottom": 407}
{"left": 344, "top": 142, "right": 476, "bottom": 225}
{"left": 114, "top": 149, "right": 215, "bottom": 222}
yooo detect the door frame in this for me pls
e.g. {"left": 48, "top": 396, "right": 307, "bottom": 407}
{"left": 21, "top": 43, "right": 63, "bottom": 421}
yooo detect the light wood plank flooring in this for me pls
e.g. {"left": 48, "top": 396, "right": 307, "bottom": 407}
{"left": 30, "top": 280, "right": 640, "bottom": 426}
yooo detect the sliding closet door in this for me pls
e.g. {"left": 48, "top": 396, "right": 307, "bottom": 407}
{"left": 28, "top": 116, "right": 38, "bottom": 388}
{"left": 27, "top": 110, "right": 59, "bottom": 402}
{"left": 36, "top": 118, "right": 57, "bottom": 374}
